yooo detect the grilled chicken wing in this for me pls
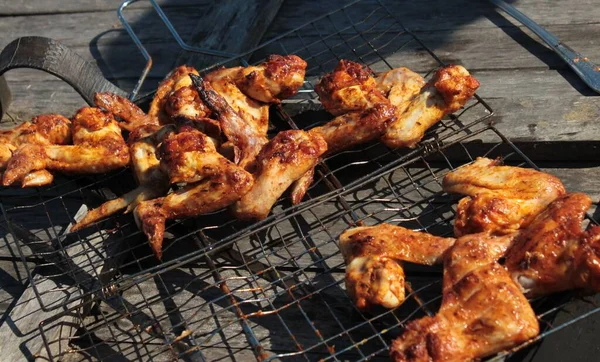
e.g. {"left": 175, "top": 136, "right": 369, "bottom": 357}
{"left": 71, "top": 124, "right": 174, "bottom": 231}
{"left": 235, "top": 54, "right": 307, "bottom": 103}
{"left": 505, "top": 192, "right": 600, "bottom": 297}
{"left": 231, "top": 130, "right": 327, "bottom": 220}
{"left": 95, "top": 92, "right": 157, "bottom": 131}
{"left": 134, "top": 126, "right": 253, "bottom": 259}
{"left": 382, "top": 65, "right": 479, "bottom": 149}
{"left": 204, "top": 67, "right": 270, "bottom": 136}
{"left": 443, "top": 157, "right": 566, "bottom": 236}
{"left": 149, "top": 65, "right": 199, "bottom": 124}
{"left": 311, "top": 60, "right": 397, "bottom": 154}
{"left": 3, "top": 107, "right": 129, "bottom": 187}
{"left": 375, "top": 67, "right": 425, "bottom": 116}
{"left": 191, "top": 74, "right": 268, "bottom": 171}
{"left": 391, "top": 232, "right": 538, "bottom": 362}
{"left": 164, "top": 85, "right": 220, "bottom": 137}
{"left": 309, "top": 103, "right": 397, "bottom": 155}
{"left": 315, "top": 60, "right": 390, "bottom": 116}
{"left": 0, "top": 114, "right": 72, "bottom": 172}
{"left": 339, "top": 224, "right": 456, "bottom": 310}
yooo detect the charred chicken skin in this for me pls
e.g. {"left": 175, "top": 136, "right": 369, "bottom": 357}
{"left": 391, "top": 232, "right": 538, "bottom": 362}
{"left": 443, "top": 157, "right": 566, "bottom": 236}
{"left": 382, "top": 65, "right": 480, "bottom": 149}
{"left": 204, "top": 67, "right": 270, "bottom": 137}
{"left": 231, "top": 130, "right": 327, "bottom": 220}
{"left": 149, "top": 65, "right": 200, "bottom": 124}
{"left": 505, "top": 192, "right": 600, "bottom": 297}
{"left": 191, "top": 73, "right": 268, "bottom": 172}
{"left": 134, "top": 126, "right": 253, "bottom": 259}
{"left": 339, "top": 224, "right": 456, "bottom": 310}
{"left": 3, "top": 107, "right": 129, "bottom": 187}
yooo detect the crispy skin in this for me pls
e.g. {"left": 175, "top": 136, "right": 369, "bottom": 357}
{"left": 315, "top": 60, "right": 389, "bottom": 116}
{"left": 375, "top": 67, "right": 425, "bottom": 116}
{"left": 236, "top": 54, "right": 307, "bottom": 103}
{"left": 149, "top": 65, "right": 199, "bottom": 124}
{"left": 192, "top": 74, "right": 268, "bottom": 171}
{"left": 164, "top": 85, "right": 220, "bottom": 136}
{"left": 391, "top": 232, "right": 538, "bottom": 362}
{"left": 71, "top": 125, "right": 174, "bottom": 232}
{"left": 504, "top": 193, "right": 600, "bottom": 297}
{"left": 339, "top": 224, "right": 455, "bottom": 310}
{"left": 382, "top": 65, "right": 479, "bottom": 149}
{"left": 309, "top": 103, "right": 396, "bottom": 155}
{"left": 3, "top": 107, "right": 129, "bottom": 187}
{"left": 134, "top": 127, "right": 253, "bottom": 259}
{"left": 443, "top": 157, "right": 566, "bottom": 236}
{"left": 0, "top": 114, "right": 71, "bottom": 170}
{"left": 231, "top": 130, "right": 327, "bottom": 220}
{"left": 205, "top": 67, "right": 270, "bottom": 136}
{"left": 94, "top": 92, "right": 157, "bottom": 131}
{"left": 159, "top": 125, "right": 232, "bottom": 184}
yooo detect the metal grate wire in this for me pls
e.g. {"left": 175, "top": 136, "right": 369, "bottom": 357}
{"left": 0, "top": 0, "right": 597, "bottom": 361}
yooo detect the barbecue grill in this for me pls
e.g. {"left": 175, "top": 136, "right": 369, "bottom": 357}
{"left": 0, "top": 0, "right": 599, "bottom": 361}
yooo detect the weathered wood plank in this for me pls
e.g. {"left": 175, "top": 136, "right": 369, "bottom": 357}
{"left": 0, "top": 0, "right": 209, "bottom": 16}
{"left": 263, "top": 0, "right": 600, "bottom": 39}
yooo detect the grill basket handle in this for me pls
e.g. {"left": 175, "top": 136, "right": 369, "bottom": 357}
{"left": 0, "top": 36, "right": 128, "bottom": 120}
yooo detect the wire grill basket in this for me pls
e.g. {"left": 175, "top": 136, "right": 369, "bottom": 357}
{"left": 0, "top": 0, "right": 598, "bottom": 361}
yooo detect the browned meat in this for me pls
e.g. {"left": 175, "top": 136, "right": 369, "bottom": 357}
{"left": 235, "top": 54, "right": 307, "bottom": 103}
{"left": 94, "top": 92, "right": 157, "bottom": 131}
{"left": 309, "top": 103, "right": 396, "bottom": 155}
{"left": 231, "top": 130, "right": 327, "bottom": 220}
{"left": 134, "top": 126, "right": 253, "bottom": 259}
{"left": 505, "top": 192, "right": 600, "bottom": 297}
{"left": 71, "top": 124, "right": 174, "bottom": 232}
{"left": 391, "top": 232, "right": 538, "bottom": 362}
{"left": 311, "top": 60, "right": 397, "bottom": 154}
{"left": 148, "top": 65, "right": 199, "bottom": 124}
{"left": 163, "top": 85, "right": 220, "bottom": 137}
{"left": 0, "top": 114, "right": 72, "bottom": 175}
{"left": 382, "top": 65, "right": 480, "bottom": 149}
{"left": 191, "top": 74, "right": 268, "bottom": 172}
{"left": 315, "top": 60, "right": 390, "bottom": 116}
{"left": 3, "top": 107, "right": 129, "bottom": 187}
{"left": 443, "top": 157, "right": 566, "bottom": 236}
{"left": 339, "top": 223, "right": 456, "bottom": 310}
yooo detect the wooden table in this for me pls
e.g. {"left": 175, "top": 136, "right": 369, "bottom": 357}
{"left": 1, "top": 0, "right": 600, "bottom": 361}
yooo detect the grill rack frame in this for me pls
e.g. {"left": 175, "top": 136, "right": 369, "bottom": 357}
{"left": 36, "top": 125, "right": 600, "bottom": 362}
{"left": 0, "top": 0, "right": 597, "bottom": 361}
{"left": 1, "top": 0, "right": 497, "bottom": 313}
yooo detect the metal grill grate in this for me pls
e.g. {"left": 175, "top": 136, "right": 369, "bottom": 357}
{"left": 36, "top": 127, "right": 600, "bottom": 361}
{"left": 0, "top": 0, "right": 598, "bottom": 361}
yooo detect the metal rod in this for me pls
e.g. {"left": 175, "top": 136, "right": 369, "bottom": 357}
{"left": 117, "top": 0, "right": 153, "bottom": 100}
{"left": 489, "top": 0, "right": 600, "bottom": 93}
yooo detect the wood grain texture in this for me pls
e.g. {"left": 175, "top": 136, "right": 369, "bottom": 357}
{"left": 0, "top": 0, "right": 209, "bottom": 15}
